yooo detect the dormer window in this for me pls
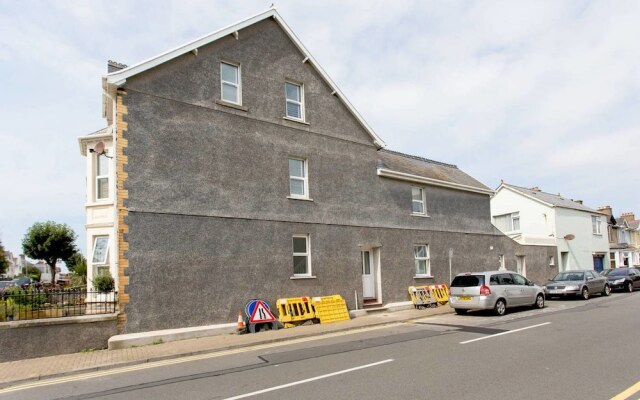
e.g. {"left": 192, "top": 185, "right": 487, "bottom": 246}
{"left": 220, "top": 62, "right": 241, "bottom": 104}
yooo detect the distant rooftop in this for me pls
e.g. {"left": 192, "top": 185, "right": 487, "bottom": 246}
{"left": 500, "top": 183, "right": 603, "bottom": 214}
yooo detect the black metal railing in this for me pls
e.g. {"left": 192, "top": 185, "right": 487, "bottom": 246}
{"left": 0, "top": 287, "right": 118, "bottom": 321}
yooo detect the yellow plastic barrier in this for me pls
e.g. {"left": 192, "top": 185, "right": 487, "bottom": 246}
{"left": 408, "top": 286, "right": 437, "bottom": 309}
{"left": 428, "top": 284, "right": 449, "bottom": 305}
{"left": 311, "top": 295, "right": 350, "bottom": 324}
{"left": 276, "top": 297, "right": 316, "bottom": 328}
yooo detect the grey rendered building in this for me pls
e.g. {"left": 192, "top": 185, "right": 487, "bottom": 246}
{"left": 89, "top": 9, "right": 556, "bottom": 334}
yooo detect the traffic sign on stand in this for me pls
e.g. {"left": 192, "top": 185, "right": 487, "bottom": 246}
{"left": 249, "top": 300, "right": 276, "bottom": 323}
{"left": 243, "top": 299, "right": 278, "bottom": 333}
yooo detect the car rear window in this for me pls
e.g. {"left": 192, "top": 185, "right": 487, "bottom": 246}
{"left": 451, "top": 275, "right": 484, "bottom": 287}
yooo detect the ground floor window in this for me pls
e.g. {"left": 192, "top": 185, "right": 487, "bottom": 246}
{"left": 292, "top": 235, "right": 311, "bottom": 276}
{"left": 414, "top": 245, "right": 430, "bottom": 276}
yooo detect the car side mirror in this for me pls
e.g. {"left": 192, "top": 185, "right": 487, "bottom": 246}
{"left": 586, "top": 277, "right": 592, "bottom": 281}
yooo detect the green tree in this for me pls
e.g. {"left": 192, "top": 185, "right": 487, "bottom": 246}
{"left": 0, "top": 241, "right": 8, "bottom": 275}
{"left": 66, "top": 252, "right": 87, "bottom": 284}
{"left": 24, "top": 265, "right": 41, "bottom": 281}
{"left": 22, "top": 221, "right": 77, "bottom": 285}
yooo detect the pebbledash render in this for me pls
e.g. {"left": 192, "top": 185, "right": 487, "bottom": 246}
{"left": 79, "top": 9, "right": 557, "bottom": 334}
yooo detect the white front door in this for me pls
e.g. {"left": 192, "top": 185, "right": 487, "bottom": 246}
{"left": 362, "top": 251, "right": 376, "bottom": 299}
{"left": 516, "top": 256, "right": 526, "bottom": 277}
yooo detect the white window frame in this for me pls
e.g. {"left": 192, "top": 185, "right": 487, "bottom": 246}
{"left": 285, "top": 81, "right": 304, "bottom": 121}
{"left": 494, "top": 212, "right": 520, "bottom": 232}
{"left": 220, "top": 61, "right": 241, "bottom": 105}
{"left": 292, "top": 234, "right": 311, "bottom": 277}
{"left": 592, "top": 216, "right": 602, "bottom": 235}
{"left": 414, "top": 244, "right": 431, "bottom": 277}
{"left": 288, "top": 158, "right": 308, "bottom": 199}
{"left": 92, "top": 236, "right": 109, "bottom": 265}
{"left": 411, "top": 187, "right": 427, "bottom": 215}
{"left": 95, "top": 154, "right": 109, "bottom": 201}
{"left": 511, "top": 212, "right": 520, "bottom": 231}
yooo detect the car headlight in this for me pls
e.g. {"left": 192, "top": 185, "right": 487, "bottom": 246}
{"left": 613, "top": 279, "right": 625, "bottom": 284}
{"left": 565, "top": 285, "right": 579, "bottom": 290}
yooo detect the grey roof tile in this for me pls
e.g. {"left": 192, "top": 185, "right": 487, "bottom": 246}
{"left": 502, "top": 183, "right": 603, "bottom": 214}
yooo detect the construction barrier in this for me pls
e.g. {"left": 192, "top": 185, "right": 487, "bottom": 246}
{"left": 428, "top": 284, "right": 449, "bottom": 305}
{"left": 311, "top": 295, "right": 350, "bottom": 324}
{"left": 408, "top": 286, "right": 437, "bottom": 309}
{"left": 276, "top": 297, "right": 316, "bottom": 328}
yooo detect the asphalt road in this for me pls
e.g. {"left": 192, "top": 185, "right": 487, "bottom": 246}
{"left": 3, "top": 292, "right": 640, "bottom": 400}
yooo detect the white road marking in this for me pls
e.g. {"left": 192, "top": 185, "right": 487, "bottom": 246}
{"left": 460, "top": 322, "right": 551, "bottom": 344}
{"left": 221, "top": 359, "right": 394, "bottom": 400}
{"left": 0, "top": 323, "right": 404, "bottom": 395}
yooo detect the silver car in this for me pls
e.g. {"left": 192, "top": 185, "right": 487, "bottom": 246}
{"left": 449, "top": 271, "right": 545, "bottom": 316}
{"left": 544, "top": 270, "right": 611, "bottom": 300}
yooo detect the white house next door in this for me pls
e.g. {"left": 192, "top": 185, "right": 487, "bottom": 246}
{"left": 362, "top": 251, "right": 376, "bottom": 299}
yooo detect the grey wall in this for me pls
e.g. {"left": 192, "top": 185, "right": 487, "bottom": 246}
{"left": 0, "top": 316, "right": 117, "bottom": 362}
{"left": 118, "top": 18, "right": 557, "bottom": 333}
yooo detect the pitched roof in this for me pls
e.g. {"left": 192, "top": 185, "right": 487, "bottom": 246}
{"left": 103, "top": 8, "right": 385, "bottom": 148}
{"left": 499, "top": 183, "right": 604, "bottom": 214}
{"left": 377, "top": 150, "right": 493, "bottom": 195}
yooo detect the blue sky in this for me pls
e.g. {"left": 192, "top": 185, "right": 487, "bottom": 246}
{"left": 1, "top": 0, "right": 639, "bottom": 257}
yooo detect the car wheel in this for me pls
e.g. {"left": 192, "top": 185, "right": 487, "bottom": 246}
{"left": 534, "top": 294, "right": 545, "bottom": 309}
{"left": 581, "top": 287, "right": 590, "bottom": 300}
{"left": 494, "top": 299, "right": 507, "bottom": 316}
{"left": 454, "top": 308, "right": 467, "bottom": 315}
{"left": 626, "top": 281, "right": 633, "bottom": 293}
{"left": 603, "top": 284, "right": 611, "bottom": 296}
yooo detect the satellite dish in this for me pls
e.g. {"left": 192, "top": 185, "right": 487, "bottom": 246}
{"left": 564, "top": 234, "right": 575, "bottom": 241}
{"left": 94, "top": 142, "right": 105, "bottom": 154}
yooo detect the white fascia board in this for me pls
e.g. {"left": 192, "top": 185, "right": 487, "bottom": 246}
{"left": 78, "top": 131, "right": 113, "bottom": 156}
{"left": 377, "top": 168, "right": 494, "bottom": 196}
{"left": 104, "top": 8, "right": 386, "bottom": 149}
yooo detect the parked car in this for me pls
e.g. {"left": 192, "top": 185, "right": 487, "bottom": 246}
{"left": 9, "top": 277, "right": 36, "bottom": 289}
{"left": 544, "top": 270, "right": 610, "bottom": 300}
{"left": 449, "top": 271, "right": 545, "bottom": 316}
{"left": 600, "top": 268, "right": 640, "bottom": 292}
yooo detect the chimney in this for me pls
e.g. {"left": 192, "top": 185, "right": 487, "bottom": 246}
{"left": 574, "top": 200, "right": 583, "bottom": 204}
{"left": 620, "top": 212, "right": 635, "bottom": 223}
{"left": 107, "top": 60, "right": 128, "bottom": 73}
{"left": 598, "top": 205, "right": 612, "bottom": 216}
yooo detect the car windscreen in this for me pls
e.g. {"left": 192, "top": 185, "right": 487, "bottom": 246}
{"left": 606, "top": 269, "right": 629, "bottom": 277}
{"left": 552, "top": 272, "right": 584, "bottom": 281}
{"left": 451, "top": 275, "right": 484, "bottom": 287}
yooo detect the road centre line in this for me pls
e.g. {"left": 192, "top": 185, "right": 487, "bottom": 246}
{"left": 0, "top": 323, "right": 405, "bottom": 395}
{"left": 221, "top": 359, "right": 394, "bottom": 400}
{"left": 610, "top": 380, "right": 640, "bottom": 400}
{"left": 460, "top": 322, "right": 551, "bottom": 344}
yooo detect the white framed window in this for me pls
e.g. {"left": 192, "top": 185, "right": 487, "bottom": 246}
{"left": 285, "top": 81, "right": 304, "bottom": 120}
{"left": 96, "top": 154, "right": 109, "bottom": 200}
{"left": 288, "top": 158, "right": 308, "bottom": 198}
{"left": 549, "top": 256, "right": 555, "bottom": 266}
{"left": 414, "top": 245, "right": 430, "bottom": 276}
{"left": 292, "top": 235, "right": 311, "bottom": 276}
{"left": 494, "top": 212, "right": 520, "bottom": 232}
{"left": 92, "top": 236, "right": 109, "bottom": 265}
{"left": 220, "top": 62, "right": 241, "bottom": 104}
{"left": 411, "top": 187, "right": 426, "bottom": 215}
{"left": 592, "top": 216, "right": 602, "bottom": 235}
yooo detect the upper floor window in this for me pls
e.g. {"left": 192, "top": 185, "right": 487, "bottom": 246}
{"left": 96, "top": 154, "right": 109, "bottom": 200}
{"left": 494, "top": 212, "right": 520, "bottom": 232}
{"left": 220, "top": 62, "right": 241, "bottom": 104}
{"left": 414, "top": 245, "right": 430, "bottom": 276}
{"left": 592, "top": 216, "right": 602, "bottom": 235}
{"left": 411, "top": 187, "right": 426, "bottom": 215}
{"left": 285, "top": 82, "right": 304, "bottom": 120}
{"left": 288, "top": 158, "right": 308, "bottom": 198}
{"left": 292, "top": 234, "right": 311, "bottom": 276}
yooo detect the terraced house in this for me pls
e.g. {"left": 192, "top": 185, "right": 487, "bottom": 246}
{"left": 79, "top": 9, "right": 556, "bottom": 334}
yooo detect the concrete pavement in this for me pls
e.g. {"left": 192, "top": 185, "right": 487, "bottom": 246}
{"left": 0, "top": 304, "right": 452, "bottom": 388}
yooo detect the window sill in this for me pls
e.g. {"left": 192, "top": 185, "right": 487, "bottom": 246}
{"left": 414, "top": 275, "right": 434, "bottom": 279}
{"left": 283, "top": 116, "right": 310, "bottom": 125}
{"left": 290, "top": 275, "right": 317, "bottom": 280}
{"left": 411, "top": 213, "right": 430, "bottom": 218}
{"left": 215, "top": 99, "right": 248, "bottom": 111}
{"left": 287, "top": 196, "right": 314, "bottom": 202}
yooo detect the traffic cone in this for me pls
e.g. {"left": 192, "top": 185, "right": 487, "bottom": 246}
{"left": 236, "top": 311, "right": 246, "bottom": 334}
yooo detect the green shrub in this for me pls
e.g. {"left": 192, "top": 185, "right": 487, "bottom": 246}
{"left": 92, "top": 273, "right": 115, "bottom": 293}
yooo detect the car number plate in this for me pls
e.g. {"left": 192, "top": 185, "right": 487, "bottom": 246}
{"left": 459, "top": 296, "right": 472, "bottom": 301}
{"left": 547, "top": 290, "right": 560, "bottom": 294}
